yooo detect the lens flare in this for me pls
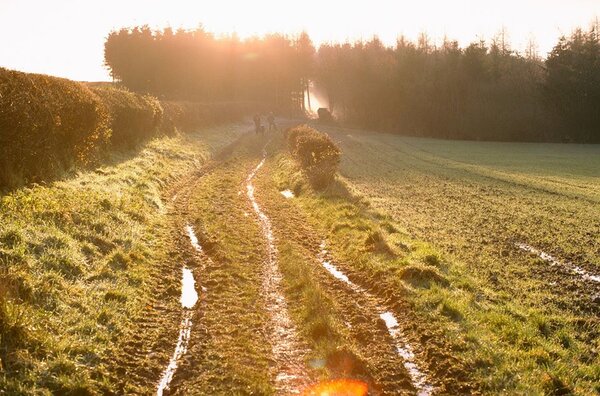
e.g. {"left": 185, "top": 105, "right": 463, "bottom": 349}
{"left": 301, "top": 379, "right": 368, "bottom": 396}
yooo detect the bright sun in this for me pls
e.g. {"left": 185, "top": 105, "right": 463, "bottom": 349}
{"left": 1, "top": 0, "right": 600, "bottom": 80}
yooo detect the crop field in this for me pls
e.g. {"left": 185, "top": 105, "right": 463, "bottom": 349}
{"left": 310, "top": 125, "right": 600, "bottom": 393}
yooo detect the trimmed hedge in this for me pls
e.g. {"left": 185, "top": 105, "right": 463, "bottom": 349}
{"left": 0, "top": 68, "right": 250, "bottom": 189}
{"left": 287, "top": 124, "right": 341, "bottom": 188}
{"left": 0, "top": 68, "right": 110, "bottom": 187}
{"left": 92, "top": 87, "right": 163, "bottom": 149}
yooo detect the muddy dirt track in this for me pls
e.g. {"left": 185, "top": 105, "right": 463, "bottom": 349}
{"left": 108, "top": 126, "right": 475, "bottom": 395}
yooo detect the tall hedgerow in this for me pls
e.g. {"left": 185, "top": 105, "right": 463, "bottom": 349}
{"left": 0, "top": 68, "right": 110, "bottom": 187}
{"left": 0, "top": 68, "right": 251, "bottom": 190}
{"left": 92, "top": 87, "right": 163, "bottom": 148}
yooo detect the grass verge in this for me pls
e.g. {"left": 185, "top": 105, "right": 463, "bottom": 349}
{"left": 0, "top": 124, "right": 245, "bottom": 394}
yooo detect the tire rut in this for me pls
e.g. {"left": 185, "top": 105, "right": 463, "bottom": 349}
{"left": 155, "top": 134, "right": 247, "bottom": 394}
{"left": 318, "top": 241, "right": 434, "bottom": 395}
{"left": 251, "top": 158, "right": 437, "bottom": 394}
{"left": 245, "top": 144, "right": 311, "bottom": 394}
{"left": 262, "top": 207, "right": 424, "bottom": 393}
{"left": 254, "top": 137, "right": 479, "bottom": 394}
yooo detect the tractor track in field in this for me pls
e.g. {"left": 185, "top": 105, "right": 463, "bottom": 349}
{"left": 101, "top": 132, "right": 244, "bottom": 394}
{"left": 155, "top": 133, "right": 252, "bottom": 394}
{"left": 318, "top": 241, "right": 434, "bottom": 396}
{"left": 148, "top": 129, "right": 314, "bottom": 395}
{"left": 111, "top": 126, "right": 476, "bottom": 394}
{"left": 245, "top": 142, "right": 311, "bottom": 394}
{"left": 255, "top": 145, "right": 475, "bottom": 395}
{"left": 257, "top": 195, "right": 420, "bottom": 394}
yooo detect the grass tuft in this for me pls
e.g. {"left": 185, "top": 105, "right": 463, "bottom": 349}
{"left": 400, "top": 265, "right": 449, "bottom": 288}
{"left": 363, "top": 229, "right": 395, "bottom": 256}
{"left": 541, "top": 372, "right": 572, "bottom": 396}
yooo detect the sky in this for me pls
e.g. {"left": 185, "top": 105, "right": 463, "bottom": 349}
{"left": 1, "top": 0, "right": 599, "bottom": 81}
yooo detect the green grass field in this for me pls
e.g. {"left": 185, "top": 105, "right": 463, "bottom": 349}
{"left": 306, "top": 125, "right": 600, "bottom": 394}
{"left": 2, "top": 119, "right": 598, "bottom": 395}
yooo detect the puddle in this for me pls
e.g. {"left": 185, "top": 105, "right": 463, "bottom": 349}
{"left": 517, "top": 243, "right": 600, "bottom": 283}
{"left": 319, "top": 242, "right": 434, "bottom": 396}
{"left": 181, "top": 268, "right": 199, "bottom": 308}
{"left": 379, "top": 311, "right": 433, "bottom": 395}
{"left": 318, "top": 242, "right": 365, "bottom": 295}
{"left": 156, "top": 311, "right": 193, "bottom": 396}
{"left": 157, "top": 266, "right": 199, "bottom": 395}
{"left": 157, "top": 228, "right": 204, "bottom": 395}
{"left": 246, "top": 150, "right": 308, "bottom": 393}
{"left": 186, "top": 225, "right": 203, "bottom": 253}
{"left": 280, "top": 189, "right": 295, "bottom": 199}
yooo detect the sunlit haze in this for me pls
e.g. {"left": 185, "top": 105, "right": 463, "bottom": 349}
{"left": 1, "top": 0, "right": 600, "bottom": 81}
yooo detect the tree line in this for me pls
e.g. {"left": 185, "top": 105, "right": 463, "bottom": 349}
{"left": 104, "top": 26, "right": 314, "bottom": 112}
{"left": 104, "top": 26, "right": 600, "bottom": 143}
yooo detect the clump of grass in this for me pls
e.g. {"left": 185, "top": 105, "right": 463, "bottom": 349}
{"left": 423, "top": 253, "right": 441, "bottom": 267}
{"left": 380, "top": 221, "right": 398, "bottom": 234}
{"left": 541, "top": 372, "right": 572, "bottom": 395}
{"left": 438, "top": 301, "right": 464, "bottom": 322}
{"left": 104, "top": 290, "right": 128, "bottom": 303}
{"left": 400, "top": 265, "right": 449, "bottom": 288}
{"left": 363, "top": 229, "right": 395, "bottom": 256}
{"left": 41, "top": 252, "right": 84, "bottom": 280}
{"left": 0, "top": 228, "right": 23, "bottom": 248}
{"left": 107, "top": 249, "right": 131, "bottom": 271}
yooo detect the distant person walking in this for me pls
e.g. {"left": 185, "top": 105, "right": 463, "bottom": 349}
{"left": 267, "top": 112, "right": 277, "bottom": 132}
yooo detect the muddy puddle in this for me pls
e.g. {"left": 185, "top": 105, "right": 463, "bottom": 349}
{"left": 186, "top": 225, "right": 203, "bottom": 253}
{"left": 517, "top": 243, "right": 600, "bottom": 283}
{"left": 280, "top": 189, "right": 295, "bottom": 199}
{"left": 246, "top": 150, "right": 309, "bottom": 394}
{"left": 156, "top": 227, "right": 202, "bottom": 395}
{"left": 319, "top": 241, "right": 434, "bottom": 396}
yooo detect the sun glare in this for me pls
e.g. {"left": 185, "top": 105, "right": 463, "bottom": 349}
{"left": 301, "top": 379, "right": 369, "bottom": 396}
{"left": 1, "top": 0, "right": 600, "bottom": 80}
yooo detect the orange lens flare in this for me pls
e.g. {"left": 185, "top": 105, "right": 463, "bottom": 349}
{"left": 301, "top": 379, "right": 368, "bottom": 396}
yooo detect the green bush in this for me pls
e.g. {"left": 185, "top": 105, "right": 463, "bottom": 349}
{"left": 287, "top": 124, "right": 341, "bottom": 188}
{"left": 92, "top": 87, "right": 163, "bottom": 149}
{"left": 0, "top": 68, "right": 252, "bottom": 190}
{"left": 0, "top": 68, "right": 110, "bottom": 187}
